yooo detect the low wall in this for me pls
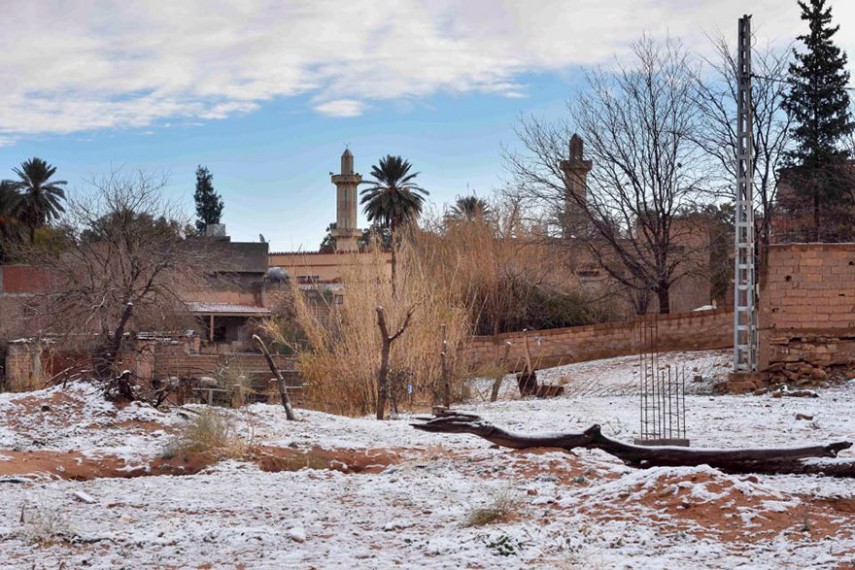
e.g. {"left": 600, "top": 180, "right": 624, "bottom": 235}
{"left": 3, "top": 337, "right": 295, "bottom": 394}
{"left": 460, "top": 309, "right": 733, "bottom": 372}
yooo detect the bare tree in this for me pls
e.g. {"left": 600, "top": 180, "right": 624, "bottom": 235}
{"left": 692, "top": 33, "right": 793, "bottom": 250}
{"left": 375, "top": 304, "right": 415, "bottom": 420}
{"left": 25, "top": 170, "right": 212, "bottom": 379}
{"left": 506, "top": 36, "right": 712, "bottom": 314}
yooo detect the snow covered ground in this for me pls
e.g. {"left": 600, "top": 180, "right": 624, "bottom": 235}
{"left": 1, "top": 349, "right": 854, "bottom": 569}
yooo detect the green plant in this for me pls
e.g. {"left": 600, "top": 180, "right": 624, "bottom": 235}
{"left": 484, "top": 534, "right": 522, "bottom": 557}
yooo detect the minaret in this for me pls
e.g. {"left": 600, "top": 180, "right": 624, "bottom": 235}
{"left": 558, "top": 134, "right": 592, "bottom": 238}
{"left": 330, "top": 149, "right": 362, "bottom": 252}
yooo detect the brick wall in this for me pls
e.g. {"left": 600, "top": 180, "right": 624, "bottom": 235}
{"left": 460, "top": 309, "right": 732, "bottom": 372}
{"left": 0, "top": 265, "right": 58, "bottom": 294}
{"left": 759, "top": 244, "right": 855, "bottom": 373}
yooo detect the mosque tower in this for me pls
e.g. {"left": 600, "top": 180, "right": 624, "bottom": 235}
{"left": 558, "top": 134, "right": 593, "bottom": 238}
{"left": 330, "top": 149, "right": 362, "bottom": 252}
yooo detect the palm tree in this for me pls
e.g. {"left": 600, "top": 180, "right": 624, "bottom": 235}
{"left": 360, "top": 155, "right": 429, "bottom": 290}
{"left": 450, "top": 194, "right": 490, "bottom": 221}
{"left": 0, "top": 180, "right": 19, "bottom": 228}
{"left": 0, "top": 180, "right": 22, "bottom": 261}
{"left": 6, "top": 158, "right": 67, "bottom": 243}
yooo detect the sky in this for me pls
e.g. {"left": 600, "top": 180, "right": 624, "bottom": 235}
{"left": 1, "top": 0, "right": 854, "bottom": 252}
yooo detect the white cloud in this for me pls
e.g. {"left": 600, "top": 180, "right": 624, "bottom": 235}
{"left": 0, "top": 0, "right": 852, "bottom": 139}
{"left": 313, "top": 99, "right": 366, "bottom": 118}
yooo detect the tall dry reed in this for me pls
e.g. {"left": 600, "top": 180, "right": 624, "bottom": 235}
{"left": 280, "top": 236, "right": 470, "bottom": 416}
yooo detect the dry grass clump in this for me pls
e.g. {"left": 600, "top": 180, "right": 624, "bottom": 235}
{"left": 279, "top": 236, "right": 470, "bottom": 417}
{"left": 464, "top": 491, "right": 521, "bottom": 527}
{"left": 216, "top": 361, "right": 255, "bottom": 407}
{"left": 162, "top": 408, "right": 247, "bottom": 459}
{"left": 19, "top": 503, "right": 77, "bottom": 546}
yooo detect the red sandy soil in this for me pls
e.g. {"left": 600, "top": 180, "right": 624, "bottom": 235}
{"left": 0, "top": 446, "right": 400, "bottom": 481}
{"left": 571, "top": 469, "right": 855, "bottom": 545}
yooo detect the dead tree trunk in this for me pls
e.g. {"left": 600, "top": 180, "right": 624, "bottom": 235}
{"left": 413, "top": 413, "right": 855, "bottom": 478}
{"left": 516, "top": 330, "right": 538, "bottom": 396}
{"left": 489, "top": 341, "right": 512, "bottom": 403}
{"left": 375, "top": 305, "right": 416, "bottom": 420}
{"left": 253, "top": 335, "right": 296, "bottom": 421}
{"left": 440, "top": 324, "right": 450, "bottom": 408}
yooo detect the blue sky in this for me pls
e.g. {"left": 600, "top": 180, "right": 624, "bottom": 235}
{"left": 1, "top": 0, "right": 853, "bottom": 251}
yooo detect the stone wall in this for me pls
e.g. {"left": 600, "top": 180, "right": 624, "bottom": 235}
{"left": 759, "top": 243, "right": 855, "bottom": 381}
{"left": 460, "top": 309, "right": 732, "bottom": 372}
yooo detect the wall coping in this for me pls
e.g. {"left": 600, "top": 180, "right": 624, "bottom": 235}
{"left": 470, "top": 309, "right": 731, "bottom": 343}
{"left": 767, "top": 243, "right": 855, "bottom": 252}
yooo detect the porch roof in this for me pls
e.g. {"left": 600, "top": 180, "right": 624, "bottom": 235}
{"left": 186, "top": 302, "right": 271, "bottom": 317}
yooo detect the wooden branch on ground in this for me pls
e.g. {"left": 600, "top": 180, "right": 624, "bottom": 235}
{"left": 412, "top": 413, "right": 855, "bottom": 478}
{"left": 253, "top": 335, "right": 297, "bottom": 421}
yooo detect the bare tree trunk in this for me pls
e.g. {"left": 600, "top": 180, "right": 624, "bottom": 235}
{"left": 813, "top": 190, "right": 821, "bottom": 242}
{"left": 377, "top": 327, "right": 392, "bottom": 420}
{"left": 413, "top": 413, "right": 855, "bottom": 477}
{"left": 489, "top": 341, "right": 512, "bottom": 402}
{"left": 656, "top": 287, "right": 670, "bottom": 315}
{"left": 100, "top": 301, "right": 134, "bottom": 378}
{"left": 253, "top": 335, "right": 296, "bottom": 421}
{"left": 440, "top": 324, "right": 450, "bottom": 408}
{"left": 375, "top": 305, "right": 416, "bottom": 420}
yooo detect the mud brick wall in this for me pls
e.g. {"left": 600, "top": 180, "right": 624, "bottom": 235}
{"left": 460, "top": 309, "right": 733, "bottom": 372}
{"left": 759, "top": 244, "right": 855, "bottom": 373}
{"left": 4, "top": 342, "right": 44, "bottom": 391}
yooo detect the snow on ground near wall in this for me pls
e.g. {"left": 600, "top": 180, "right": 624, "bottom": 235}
{"left": 1, "top": 349, "right": 854, "bottom": 569}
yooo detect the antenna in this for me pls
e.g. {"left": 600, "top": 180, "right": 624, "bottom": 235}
{"left": 733, "top": 14, "right": 758, "bottom": 373}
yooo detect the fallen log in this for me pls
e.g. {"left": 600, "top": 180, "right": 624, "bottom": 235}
{"left": 412, "top": 413, "right": 855, "bottom": 478}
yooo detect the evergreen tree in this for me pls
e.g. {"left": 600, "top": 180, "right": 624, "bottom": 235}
{"left": 782, "top": 0, "right": 854, "bottom": 239}
{"left": 194, "top": 165, "right": 224, "bottom": 233}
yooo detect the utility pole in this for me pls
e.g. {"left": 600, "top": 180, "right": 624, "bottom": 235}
{"left": 733, "top": 14, "right": 758, "bottom": 373}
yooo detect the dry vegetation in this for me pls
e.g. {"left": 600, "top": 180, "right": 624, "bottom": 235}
{"left": 419, "top": 205, "right": 621, "bottom": 335}
{"left": 267, "top": 238, "right": 470, "bottom": 417}
{"left": 464, "top": 490, "right": 522, "bottom": 527}
{"left": 162, "top": 408, "right": 248, "bottom": 460}
{"left": 262, "top": 201, "right": 624, "bottom": 417}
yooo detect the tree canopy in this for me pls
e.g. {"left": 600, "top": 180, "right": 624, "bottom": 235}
{"left": 3, "top": 157, "right": 67, "bottom": 243}
{"left": 194, "top": 165, "right": 224, "bottom": 233}
{"left": 781, "top": 0, "right": 855, "bottom": 240}
{"left": 784, "top": 0, "right": 854, "bottom": 167}
{"left": 449, "top": 195, "right": 491, "bottom": 221}
{"left": 360, "top": 155, "right": 428, "bottom": 232}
